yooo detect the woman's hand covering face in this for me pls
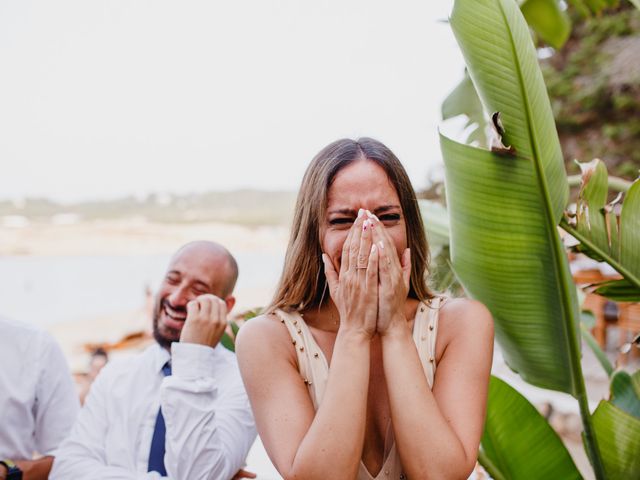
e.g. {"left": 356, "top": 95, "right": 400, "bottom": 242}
{"left": 322, "top": 209, "right": 411, "bottom": 336}
{"left": 368, "top": 211, "right": 411, "bottom": 335}
{"left": 322, "top": 208, "right": 379, "bottom": 339}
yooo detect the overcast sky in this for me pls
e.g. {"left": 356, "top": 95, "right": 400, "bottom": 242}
{"left": 0, "top": 1, "right": 464, "bottom": 202}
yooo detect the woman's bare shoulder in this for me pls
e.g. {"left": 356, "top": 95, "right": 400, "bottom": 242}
{"left": 235, "top": 311, "right": 294, "bottom": 357}
{"left": 438, "top": 297, "right": 494, "bottom": 343}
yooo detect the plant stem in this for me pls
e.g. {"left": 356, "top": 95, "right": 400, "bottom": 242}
{"left": 567, "top": 314, "right": 607, "bottom": 479}
{"left": 574, "top": 369, "right": 606, "bottom": 479}
{"left": 580, "top": 323, "right": 614, "bottom": 377}
{"left": 477, "top": 450, "right": 506, "bottom": 480}
{"left": 567, "top": 174, "right": 633, "bottom": 192}
{"left": 561, "top": 218, "right": 640, "bottom": 290}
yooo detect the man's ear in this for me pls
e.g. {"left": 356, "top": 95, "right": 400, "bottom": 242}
{"left": 225, "top": 295, "right": 236, "bottom": 313}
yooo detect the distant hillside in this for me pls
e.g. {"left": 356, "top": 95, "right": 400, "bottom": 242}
{"left": 0, "top": 190, "right": 298, "bottom": 227}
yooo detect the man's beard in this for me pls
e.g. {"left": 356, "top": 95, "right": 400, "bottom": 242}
{"left": 152, "top": 298, "right": 186, "bottom": 349}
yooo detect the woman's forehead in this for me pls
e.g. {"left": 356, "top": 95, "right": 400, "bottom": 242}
{"left": 327, "top": 161, "right": 399, "bottom": 208}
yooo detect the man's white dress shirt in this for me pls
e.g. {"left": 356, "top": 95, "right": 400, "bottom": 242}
{"left": 51, "top": 342, "right": 256, "bottom": 480}
{"left": 0, "top": 316, "right": 80, "bottom": 459}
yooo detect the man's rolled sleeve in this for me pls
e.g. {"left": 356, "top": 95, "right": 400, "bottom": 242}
{"left": 161, "top": 343, "right": 256, "bottom": 480}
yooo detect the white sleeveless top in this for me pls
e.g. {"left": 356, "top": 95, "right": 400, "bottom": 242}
{"left": 275, "top": 297, "right": 444, "bottom": 480}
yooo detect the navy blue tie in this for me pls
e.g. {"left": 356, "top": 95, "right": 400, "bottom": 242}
{"left": 148, "top": 361, "right": 172, "bottom": 476}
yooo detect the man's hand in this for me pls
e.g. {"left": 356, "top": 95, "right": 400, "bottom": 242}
{"left": 179, "top": 294, "right": 229, "bottom": 348}
{"left": 232, "top": 468, "right": 257, "bottom": 479}
{"left": 3, "top": 457, "right": 54, "bottom": 480}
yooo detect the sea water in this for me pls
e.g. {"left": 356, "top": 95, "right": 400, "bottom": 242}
{"left": 0, "top": 252, "right": 285, "bottom": 327}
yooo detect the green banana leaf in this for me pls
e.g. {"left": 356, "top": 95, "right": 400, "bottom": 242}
{"left": 441, "top": 72, "right": 488, "bottom": 147}
{"left": 418, "top": 199, "right": 451, "bottom": 252}
{"left": 220, "top": 332, "right": 235, "bottom": 352}
{"left": 440, "top": 134, "right": 579, "bottom": 393}
{"left": 610, "top": 370, "right": 640, "bottom": 419}
{"left": 561, "top": 160, "right": 640, "bottom": 292}
{"left": 593, "top": 278, "right": 640, "bottom": 302}
{"left": 230, "top": 320, "right": 240, "bottom": 337}
{"left": 520, "top": 0, "right": 571, "bottom": 48}
{"left": 445, "top": 0, "right": 581, "bottom": 395}
{"left": 591, "top": 400, "right": 640, "bottom": 479}
{"left": 480, "top": 376, "right": 582, "bottom": 479}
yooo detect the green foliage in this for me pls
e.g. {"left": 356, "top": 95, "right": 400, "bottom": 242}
{"left": 521, "top": 0, "right": 572, "bottom": 48}
{"left": 447, "top": 0, "right": 579, "bottom": 395}
{"left": 541, "top": 6, "right": 640, "bottom": 179}
{"left": 440, "top": 1, "right": 640, "bottom": 478}
{"left": 594, "top": 278, "right": 640, "bottom": 301}
{"left": 480, "top": 376, "right": 582, "bottom": 479}
{"left": 610, "top": 370, "right": 640, "bottom": 418}
{"left": 220, "top": 309, "right": 262, "bottom": 353}
{"left": 442, "top": 5, "right": 640, "bottom": 182}
{"left": 591, "top": 401, "right": 640, "bottom": 479}
{"left": 441, "top": 72, "right": 488, "bottom": 146}
{"left": 220, "top": 331, "right": 236, "bottom": 352}
{"left": 561, "top": 160, "right": 640, "bottom": 297}
{"left": 567, "top": 0, "right": 620, "bottom": 17}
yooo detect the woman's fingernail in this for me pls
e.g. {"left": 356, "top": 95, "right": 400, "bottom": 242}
{"left": 358, "top": 209, "right": 365, "bottom": 218}
{"left": 371, "top": 244, "right": 377, "bottom": 253}
{"left": 378, "top": 241, "right": 384, "bottom": 250}
{"left": 363, "top": 219, "right": 369, "bottom": 231}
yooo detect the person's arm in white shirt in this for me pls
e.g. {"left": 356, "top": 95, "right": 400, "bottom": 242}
{"left": 1, "top": 332, "right": 80, "bottom": 480}
{"left": 34, "top": 332, "right": 81, "bottom": 455}
{"left": 50, "top": 362, "right": 165, "bottom": 480}
{"left": 162, "top": 343, "right": 256, "bottom": 480}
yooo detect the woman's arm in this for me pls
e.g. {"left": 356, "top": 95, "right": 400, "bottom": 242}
{"left": 371, "top": 218, "right": 493, "bottom": 479}
{"left": 237, "top": 211, "right": 380, "bottom": 480}
{"left": 237, "top": 317, "right": 371, "bottom": 480}
{"left": 382, "top": 299, "right": 493, "bottom": 479}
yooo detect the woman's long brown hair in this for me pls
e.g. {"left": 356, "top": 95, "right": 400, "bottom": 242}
{"left": 270, "top": 137, "right": 434, "bottom": 312}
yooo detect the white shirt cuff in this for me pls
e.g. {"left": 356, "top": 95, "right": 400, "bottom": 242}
{"left": 170, "top": 342, "right": 222, "bottom": 379}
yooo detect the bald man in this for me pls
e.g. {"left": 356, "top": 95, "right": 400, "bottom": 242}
{"left": 51, "top": 242, "right": 257, "bottom": 480}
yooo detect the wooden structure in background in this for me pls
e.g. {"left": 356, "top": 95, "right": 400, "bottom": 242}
{"left": 573, "top": 267, "right": 640, "bottom": 362}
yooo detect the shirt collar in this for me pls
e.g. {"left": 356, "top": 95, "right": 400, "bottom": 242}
{"left": 152, "top": 342, "right": 172, "bottom": 374}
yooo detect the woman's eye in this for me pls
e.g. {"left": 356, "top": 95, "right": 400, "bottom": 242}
{"left": 329, "top": 217, "right": 354, "bottom": 225}
{"left": 380, "top": 214, "right": 401, "bottom": 222}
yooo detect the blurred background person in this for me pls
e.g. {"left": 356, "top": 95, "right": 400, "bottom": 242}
{"left": 51, "top": 241, "right": 256, "bottom": 480}
{"left": 0, "top": 316, "right": 80, "bottom": 480}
